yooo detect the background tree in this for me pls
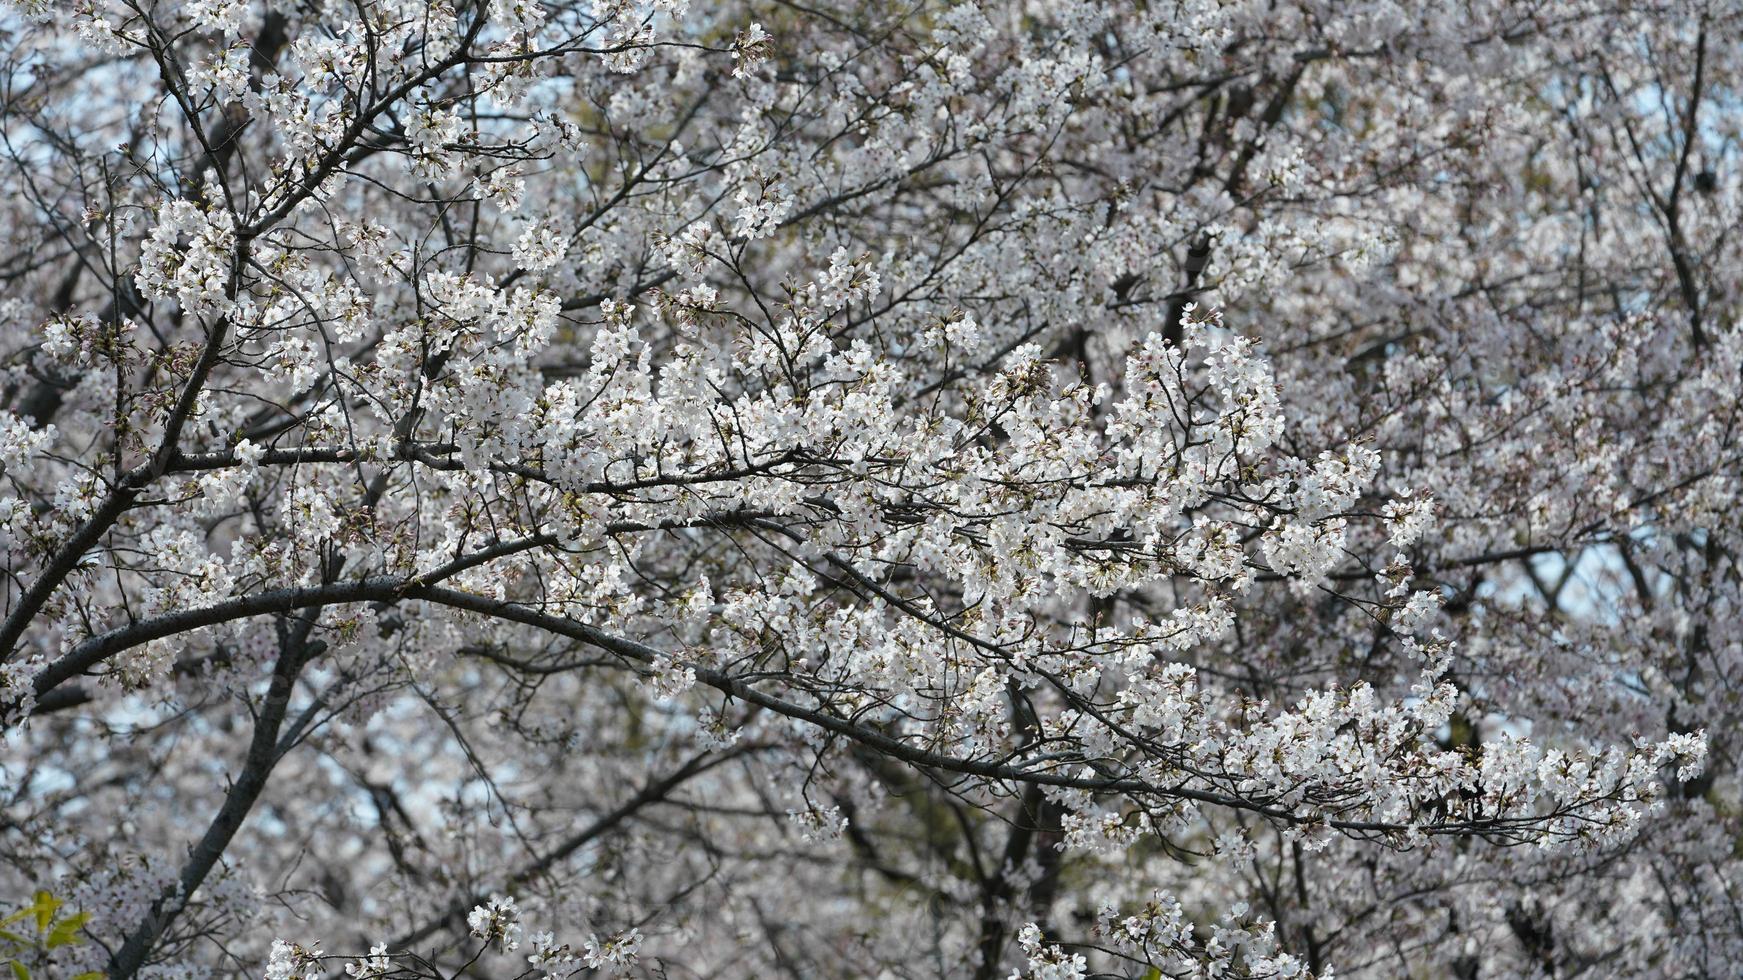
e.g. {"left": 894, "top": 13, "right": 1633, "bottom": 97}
{"left": 0, "top": 0, "right": 1737, "bottom": 977}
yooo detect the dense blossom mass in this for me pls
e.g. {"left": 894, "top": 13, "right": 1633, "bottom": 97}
{"left": 0, "top": 0, "right": 1738, "bottom": 976}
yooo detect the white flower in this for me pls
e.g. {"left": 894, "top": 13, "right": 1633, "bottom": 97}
{"left": 582, "top": 927, "right": 643, "bottom": 972}
{"left": 467, "top": 894, "right": 522, "bottom": 951}
{"left": 345, "top": 943, "right": 392, "bottom": 978}
{"left": 786, "top": 804, "right": 848, "bottom": 843}
{"left": 512, "top": 221, "right": 571, "bottom": 273}
{"left": 235, "top": 438, "right": 266, "bottom": 468}
{"left": 1382, "top": 489, "right": 1436, "bottom": 550}
{"left": 0, "top": 411, "right": 54, "bottom": 470}
{"left": 1012, "top": 923, "right": 1087, "bottom": 980}
{"left": 730, "top": 22, "right": 772, "bottom": 79}
{"left": 185, "top": 0, "right": 248, "bottom": 35}
{"left": 265, "top": 939, "right": 323, "bottom": 980}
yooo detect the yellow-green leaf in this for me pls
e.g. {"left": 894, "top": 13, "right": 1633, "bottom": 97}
{"left": 46, "top": 911, "right": 88, "bottom": 950}
{"left": 28, "top": 892, "right": 58, "bottom": 933}
{"left": 9, "top": 959, "right": 28, "bottom": 980}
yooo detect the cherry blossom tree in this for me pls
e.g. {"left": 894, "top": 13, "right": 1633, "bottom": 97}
{"left": 0, "top": 0, "right": 1737, "bottom": 977}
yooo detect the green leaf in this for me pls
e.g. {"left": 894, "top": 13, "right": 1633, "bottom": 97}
{"left": 28, "top": 892, "right": 58, "bottom": 933}
{"left": 9, "top": 959, "right": 28, "bottom": 980}
{"left": 45, "top": 911, "right": 88, "bottom": 950}
{"left": 72, "top": 973, "right": 104, "bottom": 980}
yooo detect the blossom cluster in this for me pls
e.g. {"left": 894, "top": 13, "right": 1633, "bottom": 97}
{"left": 0, "top": 0, "right": 1737, "bottom": 977}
